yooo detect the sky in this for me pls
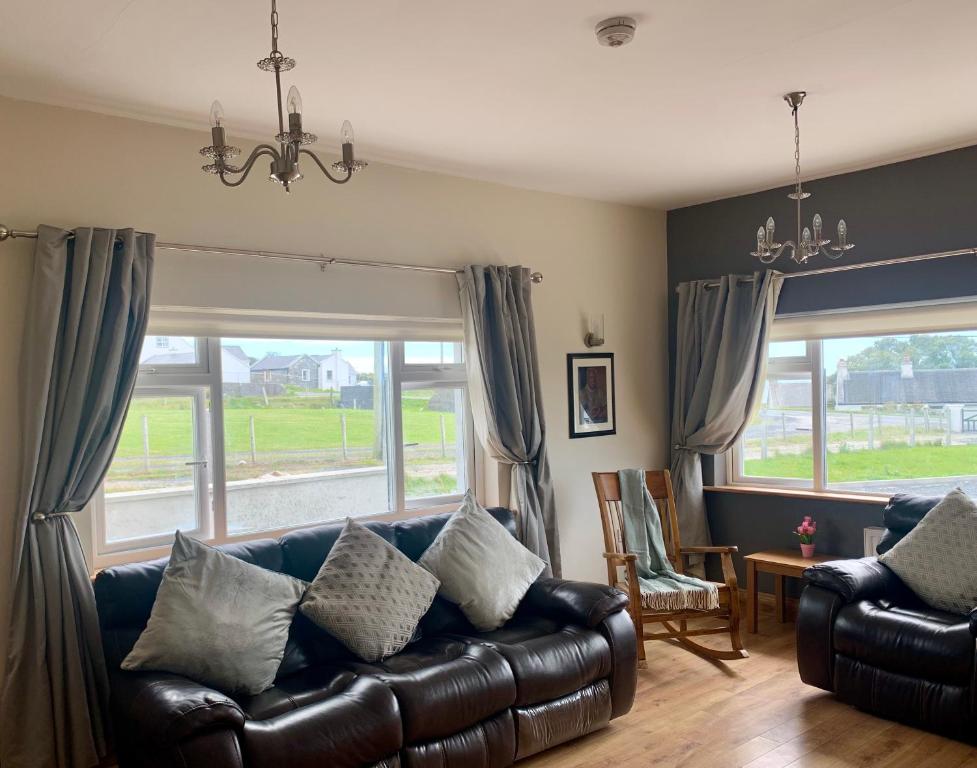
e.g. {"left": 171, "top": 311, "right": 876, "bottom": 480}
{"left": 774, "top": 331, "right": 977, "bottom": 374}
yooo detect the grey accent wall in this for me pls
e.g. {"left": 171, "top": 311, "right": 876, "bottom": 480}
{"left": 667, "top": 144, "right": 977, "bottom": 590}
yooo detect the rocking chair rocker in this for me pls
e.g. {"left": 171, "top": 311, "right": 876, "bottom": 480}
{"left": 592, "top": 470, "right": 748, "bottom": 663}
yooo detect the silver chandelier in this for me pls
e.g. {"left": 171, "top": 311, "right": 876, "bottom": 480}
{"left": 751, "top": 92, "right": 853, "bottom": 264}
{"left": 199, "top": 0, "right": 366, "bottom": 193}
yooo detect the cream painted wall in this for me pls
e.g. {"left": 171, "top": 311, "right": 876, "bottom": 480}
{"left": 0, "top": 96, "right": 667, "bottom": 585}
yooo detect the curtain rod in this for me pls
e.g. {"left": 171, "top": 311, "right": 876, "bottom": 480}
{"left": 676, "top": 247, "right": 977, "bottom": 292}
{"left": 0, "top": 224, "right": 544, "bottom": 284}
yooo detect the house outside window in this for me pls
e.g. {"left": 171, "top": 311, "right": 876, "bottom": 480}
{"left": 94, "top": 336, "right": 471, "bottom": 567}
{"left": 731, "top": 327, "right": 977, "bottom": 498}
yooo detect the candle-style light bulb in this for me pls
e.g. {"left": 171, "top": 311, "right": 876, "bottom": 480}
{"left": 286, "top": 86, "right": 302, "bottom": 116}
{"left": 756, "top": 227, "right": 765, "bottom": 250}
{"left": 813, "top": 213, "right": 822, "bottom": 237}
{"left": 837, "top": 219, "right": 848, "bottom": 246}
{"left": 209, "top": 100, "right": 225, "bottom": 128}
{"left": 341, "top": 120, "right": 354, "bottom": 146}
{"left": 801, "top": 227, "right": 812, "bottom": 245}
{"left": 765, "top": 217, "right": 776, "bottom": 247}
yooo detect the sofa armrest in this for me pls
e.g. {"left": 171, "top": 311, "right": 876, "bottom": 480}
{"left": 968, "top": 607, "right": 977, "bottom": 638}
{"left": 523, "top": 578, "right": 629, "bottom": 628}
{"left": 802, "top": 557, "right": 900, "bottom": 604}
{"left": 111, "top": 670, "right": 246, "bottom": 746}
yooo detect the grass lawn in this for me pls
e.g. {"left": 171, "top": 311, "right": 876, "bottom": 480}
{"left": 745, "top": 442, "right": 977, "bottom": 481}
{"left": 116, "top": 392, "right": 457, "bottom": 458}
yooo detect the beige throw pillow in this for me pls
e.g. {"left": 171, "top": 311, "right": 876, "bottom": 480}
{"left": 419, "top": 491, "right": 546, "bottom": 631}
{"left": 122, "top": 531, "right": 307, "bottom": 695}
{"left": 300, "top": 518, "right": 440, "bottom": 661}
{"left": 880, "top": 488, "right": 977, "bottom": 614}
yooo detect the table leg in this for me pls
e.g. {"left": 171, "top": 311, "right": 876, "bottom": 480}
{"left": 775, "top": 575, "right": 785, "bottom": 623}
{"left": 747, "top": 560, "right": 758, "bottom": 634}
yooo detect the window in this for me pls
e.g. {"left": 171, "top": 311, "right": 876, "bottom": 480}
{"left": 95, "top": 337, "right": 472, "bottom": 563}
{"left": 732, "top": 329, "right": 977, "bottom": 497}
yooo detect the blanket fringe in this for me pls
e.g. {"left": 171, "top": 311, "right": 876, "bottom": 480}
{"left": 640, "top": 585, "right": 718, "bottom": 612}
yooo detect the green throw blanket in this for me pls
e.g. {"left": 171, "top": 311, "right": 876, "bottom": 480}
{"left": 618, "top": 469, "right": 719, "bottom": 612}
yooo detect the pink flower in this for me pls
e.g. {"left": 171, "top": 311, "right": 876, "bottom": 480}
{"left": 803, "top": 516, "right": 812, "bottom": 523}
{"left": 796, "top": 525, "right": 805, "bottom": 534}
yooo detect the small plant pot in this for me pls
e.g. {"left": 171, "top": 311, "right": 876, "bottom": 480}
{"left": 800, "top": 542, "right": 816, "bottom": 558}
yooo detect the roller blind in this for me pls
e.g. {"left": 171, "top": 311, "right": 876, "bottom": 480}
{"left": 771, "top": 296, "right": 977, "bottom": 341}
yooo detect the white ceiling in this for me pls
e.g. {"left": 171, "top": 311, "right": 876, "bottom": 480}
{"left": 2, "top": 0, "right": 977, "bottom": 209}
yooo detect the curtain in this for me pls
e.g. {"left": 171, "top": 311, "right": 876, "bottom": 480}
{"left": 670, "top": 271, "right": 781, "bottom": 555}
{"left": 458, "top": 265, "right": 560, "bottom": 577}
{"left": 0, "top": 226, "right": 154, "bottom": 768}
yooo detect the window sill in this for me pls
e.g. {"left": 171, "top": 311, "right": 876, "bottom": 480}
{"left": 705, "top": 484, "right": 888, "bottom": 505}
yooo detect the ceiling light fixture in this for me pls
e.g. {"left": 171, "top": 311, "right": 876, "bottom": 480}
{"left": 199, "top": 0, "right": 365, "bottom": 193}
{"left": 751, "top": 92, "right": 853, "bottom": 264}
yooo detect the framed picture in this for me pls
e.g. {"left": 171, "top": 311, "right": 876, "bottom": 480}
{"left": 567, "top": 353, "right": 616, "bottom": 438}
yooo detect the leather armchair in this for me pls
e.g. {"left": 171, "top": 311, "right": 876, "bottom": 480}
{"left": 797, "top": 494, "right": 976, "bottom": 740}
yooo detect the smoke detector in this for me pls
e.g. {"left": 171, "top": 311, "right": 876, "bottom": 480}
{"left": 595, "top": 17, "right": 636, "bottom": 48}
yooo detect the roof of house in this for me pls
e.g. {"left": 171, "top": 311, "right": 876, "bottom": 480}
{"left": 222, "top": 345, "right": 250, "bottom": 364}
{"left": 251, "top": 354, "right": 313, "bottom": 372}
{"left": 141, "top": 351, "right": 194, "bottom": 366}
{"left": 838, "top": 369, "right": 977, "bottom": 405}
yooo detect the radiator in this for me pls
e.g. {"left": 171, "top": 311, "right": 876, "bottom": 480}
{"left": 863, "top": 527, "right": 886, "bottom": 557}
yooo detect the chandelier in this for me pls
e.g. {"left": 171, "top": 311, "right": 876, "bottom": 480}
{"left": 199, "top": 0, "right": 366, "bottom": 192}
{"left": 751, "top": 92, "right": 853, "bottom": 264}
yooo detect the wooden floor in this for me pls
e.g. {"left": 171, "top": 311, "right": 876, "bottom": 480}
{"left": 522, "top": 601, "right": 977, "bottom": 768}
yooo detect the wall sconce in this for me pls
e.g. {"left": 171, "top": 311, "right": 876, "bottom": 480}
{"left": 584, "top": 313, "right": 605, "bottom": 347}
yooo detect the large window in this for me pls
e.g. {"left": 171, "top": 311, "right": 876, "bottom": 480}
{"left": 732, "top": 330, "right": 977, "bottom": 497}
{"left": 95, "top": 335, "right": 471, "bottom": 564}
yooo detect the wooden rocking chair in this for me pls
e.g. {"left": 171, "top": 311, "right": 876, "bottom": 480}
{"left": 592, "top": 470, "right": 747, "bottom": 663}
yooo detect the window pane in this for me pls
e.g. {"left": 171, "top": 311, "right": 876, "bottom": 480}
{"left": 404, "top": 341, "right": 463, "bottom": 365}
{"left": 103, "top": 394, "right": 202, "bottom": 543}
{"left": 139, "top": 335, "right": 199, "bottom": 366}
{"left": 222, "top": 338, "right": 389, "bottom": 534}
{"left": 769, "top": 340, "right": 806, "bottom": 358}
{"left": 825, "top": 332, "right": 977, "bottom": 496}
{"left": 740, "top": 373, "right": 814, "bottom": 485}
{"left": 403, "top": 385, "right": 466, "bottom": 500}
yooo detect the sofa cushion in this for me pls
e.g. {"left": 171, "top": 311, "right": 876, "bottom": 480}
{"left": 340, "top": 637, "right": 516, "bottom": 743}
{"left": 241, "top": 676, "right": 401, "bottom": 768}
{"left": 834, "top": 599, "right": 973, "bottom": 686}
{"left": 447, "top": 615, "right": 612, "bottom": 706}
{"left": 401, "top": 710, "right": 515, "bottom": 768}
{"left": 300, "top": 519, "right": 440, "bottom": 661}
{"left": 122, "top": 532, "right": 307, "bottom": 695}
{"left": 419, "top": 492, "right": 545, "bottom": 631}
{"left": 880, "top": 488, "right": 977, "bottom": 614}
{"left": 280, "top": 519, "right": 396, "bottom": 582}
{"left": 237, "top": 666, "right": 358, "bottom": 721}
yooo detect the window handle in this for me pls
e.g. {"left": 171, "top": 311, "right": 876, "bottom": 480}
{"left": 184, "top": 460, "right": 209, "bottom": 467}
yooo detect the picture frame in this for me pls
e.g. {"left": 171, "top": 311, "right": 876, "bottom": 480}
{"left": 567, "top": 352, "right": 616, "bottom": 438}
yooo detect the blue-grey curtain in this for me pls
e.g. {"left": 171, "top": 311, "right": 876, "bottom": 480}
{"left": 458, "top": 265, "right": 560, "bottom": 577}
{"left": 670, "top": 271, "right": 781, "bottom": 554}
{"left": 0, "top": 226, "right": 154, "bottom": 768}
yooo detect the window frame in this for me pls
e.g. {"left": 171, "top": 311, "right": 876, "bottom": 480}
{"left": 729, "top": 339, "right": 832, "bottom": 492}
{"left": 92, "top": 336, "right": 477, "bottom": 568}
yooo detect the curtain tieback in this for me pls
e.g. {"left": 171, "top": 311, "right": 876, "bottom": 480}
{"left": 510, "top": 460, "right": 533, "bottom": 465}
{"left": 31, "top": 506, "right": 72, "bottom": 523}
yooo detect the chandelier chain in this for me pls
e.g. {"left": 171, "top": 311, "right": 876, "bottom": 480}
{"left": 271, "top": 0, "right": 279, "bottom": 54}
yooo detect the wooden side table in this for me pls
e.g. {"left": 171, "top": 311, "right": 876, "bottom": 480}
{"left": 743, "top": 549, "right": 840, "bottom": 633}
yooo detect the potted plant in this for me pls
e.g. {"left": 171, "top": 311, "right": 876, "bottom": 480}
{"left": 795, "top": 516, "right": 817, "bottom": 558}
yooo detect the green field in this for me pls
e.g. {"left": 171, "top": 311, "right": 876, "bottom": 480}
{"left": 745, "top": 442, "right": 977, "bottom": 482}
{"left": 115, "top": 392, "right": 457, "bottom": 459}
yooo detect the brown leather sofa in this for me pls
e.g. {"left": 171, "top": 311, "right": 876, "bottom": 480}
{"left": 94, "top": 508, "right": 637, "bottom": 768}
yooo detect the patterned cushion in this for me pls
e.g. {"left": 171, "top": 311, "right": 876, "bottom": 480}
{"left": 880, "top": 488, "right": 977, "bottom": 614}
{"left": 300, "top": 518, "right": 440, "bottom": 661}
